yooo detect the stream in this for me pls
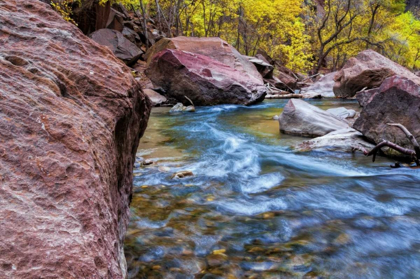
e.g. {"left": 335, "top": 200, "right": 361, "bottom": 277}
{"left": 125, "top": 99, "right": 420, "bottom": 279}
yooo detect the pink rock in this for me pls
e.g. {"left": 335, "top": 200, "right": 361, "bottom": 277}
{"left": 353, "top": 76, "right": 420, "bottom": 152}
{"left": 144, "top": 36, "right": 264, "bottom": 84}
{"left": 145, "top": 49, "right": 266, "bottom": 105}
{"left": 0, "top": 1, "right": 151, "bottom": 278}
{"left": 334, "top": 49, "right": 420, "bottom": 98}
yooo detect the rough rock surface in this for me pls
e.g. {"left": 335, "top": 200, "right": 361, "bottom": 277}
{"left": 353, "top": 76, "right": 420, "bottom": 152}
{"left": 301, "top": 72, "right": 336, "bottom": 98}
{"left": 333, "top": 49, "right": 420, "bottom": 98}
{"left": 90, "top": 28, "right": 143, "bottom": 64}
{"left": 355, "top": 88, "right": 379, "bottom": 107}
{"left": 279, "top": 99, "right": 349, "bottom": 137}
{"left": 297, "top": 128, "right": 374, "bottom": 152}
{"left": 145, "top": 49, "right": 266, "bottom": 105}
{"left": 144, "top": 36, "right": 263, "bottom": 84}
{"left": 0, "top": 1, "right": 151, "bottom": 278}
{"left": 143, "top": 89, "right": 167, "bottom": 106}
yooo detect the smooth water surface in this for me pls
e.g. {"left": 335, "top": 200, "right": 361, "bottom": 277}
{"left": 125, "top": 99, "right": 420, "bottom": 279}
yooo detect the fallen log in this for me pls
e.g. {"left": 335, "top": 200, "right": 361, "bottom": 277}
{"left": 353, "top": 123, "right": 419, "bottom": 166}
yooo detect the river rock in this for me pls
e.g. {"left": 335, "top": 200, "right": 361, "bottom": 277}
{"left": 90, "top": 28, "right": 143, "bottom": 65}
{"left": 353, "top": 76, "right": 420, "bottom": 153}
{"left": 0, "top": 1, "right": 151, "bottom": 278}
{"left": 297, "top": 128, "right": 374, "bottom": 152}
{"left": 301, "top": 72, "right": 336, "bottom": 98}
{"left": 146, "top": 49, "right": 266, "bottom": 106}
{"left": 143, "top": 89, "right": 167, "bottom": 106}
{"left": 144, "top": 36, "right": 263, "bottom": 84}
{"left": 333, "top": 49, "right": 420, "bottom": 98}
{"left": 279, "top": 99, "right": 349, "bottom": 137}
{"left": 326, "top": 107, "right": 356, "bottom": 120}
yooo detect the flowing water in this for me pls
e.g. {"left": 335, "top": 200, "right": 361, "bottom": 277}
{"left": 125, "top": 99, "right": 420, "bottom": 279}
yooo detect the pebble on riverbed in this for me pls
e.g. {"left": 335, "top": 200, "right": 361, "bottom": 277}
{"left": 171, "top": 170, "right": 194, "bottom": 179}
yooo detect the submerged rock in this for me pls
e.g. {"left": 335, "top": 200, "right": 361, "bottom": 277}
{"left": 146, "top": 49, "right": 266, "bottom": 106}
{"left": 297, "top": 128, "right": 374, "bottom": 152}
{"left": 171, "top": 171, "right": 194, "bottom": 179}
{"left": 170, "top": 103, "right": 196, "bottom": 113}
{"left": 279, "top": 99, "right": 349, "bottom": 137}
{"left": 353, "top": 76, "right": 420, "bottom": 155}
{"left": 301, "top": 72, "right": 337, "bottom": 98}
{"left": 0, "top": 1, "right": 151, "bottom": 278}
{"left": 333, "top": 49, "right": 420, "bottom": 98}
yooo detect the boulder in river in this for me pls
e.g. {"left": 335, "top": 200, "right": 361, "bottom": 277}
{"left": 297, "top": 128, "right": 374, "bottom": 152}
{"left": 279, "top": 99, "right": 349, "bottom": 137}
{"left": 326, "top": 107, "right": 356, "bottom": 120}
{"left": 333, "top": 49, "right": 420, "bottom": 98}
{"left": 90, "top": 28, "right": 143, "bottom": 65}
{"left": 0, "top": 1, "right": 151, "bottom": 278}
{"left": 301, "top": 72, "right": 337, "bottom": 98}
{"left": 146, "top": 49, "right": 266, "bottom": 106}
{"left": 353, "top": 75, "right": 420, "bottom": 155}
{"left": 144, "top": 36, "right": 263, "bottom": 84}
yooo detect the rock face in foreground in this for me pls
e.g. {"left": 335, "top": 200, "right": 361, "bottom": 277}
{"left": 301, "top": 72, "right": 336, "bottom": 98}
{"left": 146, "top": 49, "right": 266, "bottom": 105}
{"left": 279, "top": 99, "right": 349, "bottom": 137}
{"left": 353, "top": 76, "right": 420, "bottom": 152}
{"left": 333, "top": 49, "right": 420, "bottom": 98}
{"left": 0, "top": 1, "right": 151, "bottom": 278}
{"left": 144, "top": 36, "right": 263, "bottom": 84}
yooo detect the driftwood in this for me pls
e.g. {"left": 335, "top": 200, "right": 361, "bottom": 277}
{"left": 353, "top": 123, "right": 419, "bottom": 166}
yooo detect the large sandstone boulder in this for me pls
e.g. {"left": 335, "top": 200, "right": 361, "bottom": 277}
{"left": 333, "top": 49, "right": 420, "bottom": 98}
{"left": 301, "top": 72, "right": 337, "bottom": 98}
{"left": 145, "top": 49, "right": 266, "bottom": 105}
{"left": 90, "top": 28, "right": 143, "bottom": 65}
{"left": 144, "top": 36, "right": 263, "bottom": 84}
{"left": 279, "top": 99, "right": 349, "bottom": 137}
{"left": 353, "top": 76, "right": 420, "bottom": 154}
{"left": 0, "top": 1, "right": 151, "bottom": 278}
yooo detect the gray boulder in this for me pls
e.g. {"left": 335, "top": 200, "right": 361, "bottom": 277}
{"left": 301, "top": 72, "right": 337, "bottom": 98}
{"left": 297, "top": 128, "right": 375, "bottom": 152}
{"left": 326, "top": 107, "right": 356, "bottom": 120}
{"left": 279, "top": 99, "right": 349, "bottom": 137}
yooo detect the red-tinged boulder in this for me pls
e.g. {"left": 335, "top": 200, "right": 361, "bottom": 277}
{"left": 90, "top": 28, "right": 143, "bottom": 65}
{"left": 0, "top": 1, "right": 151, "bottom": 278}
{"left": 144, "top": 36, "right": 264, "bottom": 84}
{"left": 333, "top": 49, "right": 420, "bottom": 98}
{"left": 145, "top": 49, "right": 266, "bottom": 105}
{"left": 353, "top": 76, "right": 420, "bottom": 154}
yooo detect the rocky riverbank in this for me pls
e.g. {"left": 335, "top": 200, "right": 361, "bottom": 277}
{"left": 0, "top": 1, "right": 150, "bottom": 278}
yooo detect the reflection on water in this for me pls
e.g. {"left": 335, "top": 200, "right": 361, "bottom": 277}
{"left": 125, "top": 99, "right": 420, "bottom": 278}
